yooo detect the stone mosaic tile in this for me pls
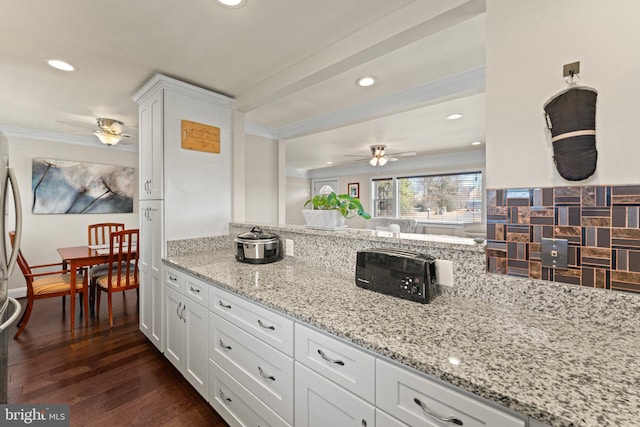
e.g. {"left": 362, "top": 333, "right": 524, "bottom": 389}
{"left": 487, "top": 184, "right": 640, "bottom": 294}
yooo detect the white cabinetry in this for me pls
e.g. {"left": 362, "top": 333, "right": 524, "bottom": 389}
{"left": 133, "top": 74, "right": 233, "bottom": 352}
{"left": 139, "top": 199, "right": 163, "bottom": 351}
{"left": 295, "top": 323, "right": 375, "bottom": 403}
{"left": 163, "top": 268, "right": 208, "bottom": 400}
{"left": 209, "top": 285, "right": 294, "bottom": 426}
{"left": 376, "top": 359, "right": 525, "bottom": 427}
{"left": 295, "top": 362, "right": 375, "bottom": 427}
{"left": 138, "top": 88, "right": 163, "bottom": 200}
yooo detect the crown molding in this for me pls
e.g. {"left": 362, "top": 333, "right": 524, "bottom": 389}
{"left": 132, "top": 73, "right": 235, "bottom": 108}
{"left": 0, "top": 125, "right": 138, "bottom": 151}
{"left": 244, "top": 122, "right": 278, "bottom": 139}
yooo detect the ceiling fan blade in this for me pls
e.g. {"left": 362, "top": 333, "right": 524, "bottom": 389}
{"left": 56, "top": 120, "right": 92, "bottom": 130}
{"left": 344, "top": 154, "right": 369, "bottom": 158}
{"left": 386, "top": 151, "right": 416, "bottom": 157}
{"left": 386, "top": 156, "right": 399, "bottom": 162}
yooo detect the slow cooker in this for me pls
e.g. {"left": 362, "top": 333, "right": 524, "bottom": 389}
{"left": 234, "top": 226, "right": 280, "bottom": 264}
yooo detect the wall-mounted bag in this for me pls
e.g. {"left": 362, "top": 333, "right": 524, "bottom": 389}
{"left": 543, "top": 86, "right": 598, "bottom": 181}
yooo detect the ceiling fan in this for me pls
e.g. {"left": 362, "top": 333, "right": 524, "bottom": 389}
{"left": 59, "top": 117, "right": 135, "bottom": 146}
{"left": 346, "top": 145, "right": 416, "bottom": 166}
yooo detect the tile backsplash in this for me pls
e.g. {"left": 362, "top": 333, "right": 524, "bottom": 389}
{"left": 487, "top": 185, "right": 640, "bottom": 293}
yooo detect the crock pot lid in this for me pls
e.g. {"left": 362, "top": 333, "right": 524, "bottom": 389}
{"left": 237, "top": 226, "right": 277, "bottom": 240}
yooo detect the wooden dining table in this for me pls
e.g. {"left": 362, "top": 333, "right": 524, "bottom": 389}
{"left": 56, "top": 245, "right": 109, "bottom": 330}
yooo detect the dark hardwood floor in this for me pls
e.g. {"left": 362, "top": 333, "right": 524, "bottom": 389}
{"left": 8, "top": 292, "right": 228, "bottom": 427}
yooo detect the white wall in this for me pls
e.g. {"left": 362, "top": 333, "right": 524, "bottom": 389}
{"left": 486, "top": 0, "right": 640, "bottom": 188}
{"left": 285, "top": 176, "right": 310, "bottom": 225}
{"left": 7, "top": 137, "right": 138, "bottom": 290}
{"left": 244, "top": 134, "right": 278, "bottom": 224}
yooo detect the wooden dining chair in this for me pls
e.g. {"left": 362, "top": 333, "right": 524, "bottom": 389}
{"left": 87, "top": 223, "right": 125, "bottom": 310}
{"left": 94, "top": 229, "right": 139, "bottom": 327}
{"left": 88, "top": 223, "right": 125, "bottom": 246}
{"left": 9, "top": 232, "right": 88, "bottom": 339}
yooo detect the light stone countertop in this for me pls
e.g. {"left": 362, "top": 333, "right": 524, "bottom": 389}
{"left": 164, "top": 250, "right": 640, "bottom": 427}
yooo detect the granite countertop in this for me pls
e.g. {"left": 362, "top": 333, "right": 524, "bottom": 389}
{"left": 164, "top": 250, "right": 640, "bottom": 427}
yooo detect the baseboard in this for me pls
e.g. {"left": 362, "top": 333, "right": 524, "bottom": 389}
{"left": 8, "top": 287, "right": 26, "bottom": 299}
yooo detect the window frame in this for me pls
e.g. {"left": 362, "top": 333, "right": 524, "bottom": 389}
{"left": 370, "top": 168, "right": 485, "bottom": 225}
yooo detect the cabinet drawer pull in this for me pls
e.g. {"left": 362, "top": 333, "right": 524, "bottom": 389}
{"left": 190, "top": 286, "right": 200, "bottom": 293}
{"left": 257, "top": 319, "right": 275, "bottom": 330}
{"left": 258, "top": 366, "right": 276, "bottom": 381}
{"left": 169, "top": 275, "right": 178, "bottom": 282}
{"left": 180, "top": 305, "right": 186, "bottom": 323}
{"left": 414, "top": 397, "right": 463, "bottom": 425}
{"left": 176, "top": 302, "right": 182, "bottom": 319}
{"left": 219, "top": 339, "right": 232, "bottom": 350}
{"left": 219, "top": 389, "right": 232, "bottom": 403}
{"left": 317, "top": 349, "right": 344, "bottom": 366}
{"left": 218, "top": 300, "right": 231, "bottom": 309}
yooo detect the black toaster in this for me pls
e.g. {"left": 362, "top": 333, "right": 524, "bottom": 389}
{"left": 355, "top": 249, "right": 437, "bottom": 303}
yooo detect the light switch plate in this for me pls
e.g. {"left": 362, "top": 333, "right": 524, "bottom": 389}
{"left": 435, "top": 259, "right": 454, "bottom": 287}
{"left": 285, "top": 239, "right": 294, "bottom": 257}
{"left": 541, "top": 238, "right": 568, "bottom": 269}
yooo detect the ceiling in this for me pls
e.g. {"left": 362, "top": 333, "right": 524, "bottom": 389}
{"left": 0, "top": 0, "right": 486, "bottom": 169}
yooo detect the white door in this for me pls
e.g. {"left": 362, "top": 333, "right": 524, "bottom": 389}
{"left": 164, "top": 286, "right": 185, "bottom": 371}
{"left": 138, "top": 89, "right": 163, "bottom": 200}
{"left": 184, "top": 300, "right": 209, "bottom": 399}
{"left": 295, "top": 362, "right": 375, "bottom": 427}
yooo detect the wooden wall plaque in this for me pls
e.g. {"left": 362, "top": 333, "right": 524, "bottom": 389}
{"left": 181, "top": 120, "right": 220, "bottom": 153}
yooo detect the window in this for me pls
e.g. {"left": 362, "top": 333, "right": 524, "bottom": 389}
{"left": 371, "top": 172, "right": 483, "bottom": 223}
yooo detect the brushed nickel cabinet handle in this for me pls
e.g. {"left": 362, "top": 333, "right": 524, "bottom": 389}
{"left": 176, "top": 302, "right": 182, "bottom": 319}
{"left": 219, "top": 389, "right": 232, "bottom": 403}
{"left": 258, "top": 366, "right": 276, "bottom": 381}
{"left": 219, "top": 339, "right": 232, "bottom": 350}
{"left": 190, "top": 286, "right": 200, "bottom": 293}
{"left": 414, "top": 397, "right": 463, "bottom": 425}
{"left": 218, "top": 300, "right": 231, "bottom": 309}
{"left": 257, "top": 319, "right": 275, "bottom": 330}
{"left": 317, "top": 349, "right": 344, "bottom": 366}
{"left": 362, "top": 420, "right": 367, "bottom": 427}
{"left": 180, "top": 305, "right": 186, "bottom": 323}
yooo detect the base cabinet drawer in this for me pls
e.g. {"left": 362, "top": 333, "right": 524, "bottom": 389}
{"left": 295, "top": 362, "right": 375, "bottom": 427}
{"left": 211, "top": 286, "right": 294, "bottom": 356}
{"left": 295, "top": 323, "right": 375, "bottom": 403}
{"left": 209, "top": 359, "right": 290, "bottom": 427}
{"left": 376, "top": 359, "right": 525, "bottom": 427}
{"left": 210, "top": 313, "right": 294, "bottom": 424}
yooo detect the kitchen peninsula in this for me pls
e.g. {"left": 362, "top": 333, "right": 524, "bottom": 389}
{"left": 162, "top": 224, "right": 640, "bottom": 427}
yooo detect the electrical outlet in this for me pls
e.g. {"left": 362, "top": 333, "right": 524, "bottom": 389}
{"left": 435, "top": 260, "right": 454, "bottom": 287}
{"left": 285, "top": 239, "right": 294, "bottom": 257}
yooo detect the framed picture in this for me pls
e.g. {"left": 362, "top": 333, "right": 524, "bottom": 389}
{"left": 348, "top": 182, "right": 360, "bottom": 198}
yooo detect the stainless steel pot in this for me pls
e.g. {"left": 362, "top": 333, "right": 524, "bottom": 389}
{"left": 234, "top": 226, "right": 280, "bottom": 264}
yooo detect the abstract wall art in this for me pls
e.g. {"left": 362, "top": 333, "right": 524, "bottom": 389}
{"left": 32, "top": 158, "right": 134, "bottom": 214}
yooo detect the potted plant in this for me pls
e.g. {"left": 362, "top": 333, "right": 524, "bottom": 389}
{"left": 303, "top": 192, "right": 371, "bottom": 228}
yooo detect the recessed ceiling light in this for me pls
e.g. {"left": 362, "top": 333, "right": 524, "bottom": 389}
{"left": 326, "top": 161, "right": 333, "bottom": 165}
{"left": 217, "top": 0, "right": 246, "bottom": 7}
{"left": 471, "top": 141, "right": 482, "bottom": 146}
{"left": 356, "top": 77, "right": 375, "bottom": 87}
{"left": 446, "top": 113, "right": 463, "bottom": 120}
{"left": 46, "top": 59, "right": 75, "bottom": 71}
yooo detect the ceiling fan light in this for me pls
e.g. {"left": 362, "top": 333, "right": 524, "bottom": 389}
{"left": 369, "top": 157, "right": 378, "bottom": 166}
{"left": 94, "top": 132, "right": 122, "bottom": 146}
{"left": 378, "top": 157, "right": 388, "bottom": 166}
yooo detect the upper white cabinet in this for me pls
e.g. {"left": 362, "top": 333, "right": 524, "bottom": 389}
{"left": 137, "top": 88, "right": 163, "bottom": 200}
{"left": 132, "top": 73, "right": 235, "bottom": 241}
